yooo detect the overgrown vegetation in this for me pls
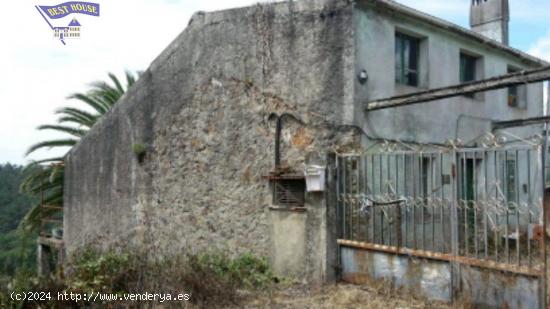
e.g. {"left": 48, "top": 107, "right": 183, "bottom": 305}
{"left": 131, "top": 143, "right": 147, "bottom": 163}
{"left": 0, "top": 249, "right": 275, "bottom": 308}
{"left": 181, "top": 251, "right": 273, "bottom": 305}
{"left": 0, "top": 164, "right": 38, "bottom": 276}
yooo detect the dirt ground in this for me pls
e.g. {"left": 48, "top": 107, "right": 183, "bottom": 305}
{"left": 238, "top": 283, "right": 459, "bottom": 309}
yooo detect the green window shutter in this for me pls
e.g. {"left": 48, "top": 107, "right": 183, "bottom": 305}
{"left": 395, "top": 33, "right": 419, "bottom": 87}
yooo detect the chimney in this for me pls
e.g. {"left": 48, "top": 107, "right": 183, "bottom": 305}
{"left": 470, "top": 0, "right": 509, "bottom": 45}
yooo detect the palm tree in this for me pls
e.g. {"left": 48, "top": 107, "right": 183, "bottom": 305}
{"left": 20, "top": 71, "right": 139, "bottom": 234}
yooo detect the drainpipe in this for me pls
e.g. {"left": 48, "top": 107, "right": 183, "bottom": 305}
{"left": 269, "top": 113, "right": 304, "bottom": 170}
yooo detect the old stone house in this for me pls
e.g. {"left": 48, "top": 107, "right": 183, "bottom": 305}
{"left": 64, "top": 0, "right": 548, "bottom": 304}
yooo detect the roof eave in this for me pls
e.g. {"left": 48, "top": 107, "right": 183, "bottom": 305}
{"left": 361, "top": 0, "right": 549, "bottom": 67}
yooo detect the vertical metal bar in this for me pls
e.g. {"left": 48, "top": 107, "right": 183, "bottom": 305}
{"left": 351, "top": 157, "right": 354, "bottom": 240}
{"left": 431, "top": 154, "right": 435, "bottom": 251}
{"left": 349, "top": 156, "right": 357, "bottom": 240}
{"left": 420, "top": 152, "right": 425, "bottom": 250}
{"left": 380, "top": 155, "right": 384, "bottom": 245}
{"left": 404, "top": 153, "right": 409, "bottom": 248}
{"left": 505, "top": 150, "right": 510, "bottom": 264}
{"left": 395, "top": 154, "right": 400, "bottom": 248}
{"left": 355, "top": 156, "right": 361, "bottom": 241}
{"left": 515, "top": 149, "right": 520, "bottom": 266}
{"left": 474, "top": 151, "right": 478, "bottom": 259}
{"left": 380, "top": 203, "right": 385, "bottom": 245}
{"left": 528, "top": 149, "right": 532, "bottom": 268}
{"left": 370, "top": 155, "right": 376, "bottom": 243}
{"left": 494, "top": 150, "right": 499, "bottom": 263}
{"left": 334, "top": 156, "right": 342, "bottom": 282}
{"left": 395, "top": 154, "right": 399, "bottom": 197}
{"left": 350, "top": 157, "right": 354, "bottom": 241}
{"left": 353, "top": 157, "right": 358, "bottom": 240}
{"left": 343, "top": 156, "right": 347, "bottom": 240}
{"left": 337, "top": 156, "right": 342, "bottom": 239}
{"left": 413, "top": 153, "right": 417, "bottom": 249}
{"left": 380, "top": 154, "right": 383, "bottom": 195}
{"left": 462, "top": 152, "right": 468, "bottom": 256}
{"left": 440, "top": 152, "right": 445, "bottom": 253}
{"left": 387, "top": 154, "right": 392, "bottom": 246}
{"left": 450, "top": 149, "right": 460, "bottom": 302}
{"left": 364, "top": 155, "right": 369, "bottom": 242}
{"left": 484, "top": 150, "right": 489, "bottom": 260}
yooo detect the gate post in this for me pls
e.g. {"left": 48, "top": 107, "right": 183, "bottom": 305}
{"left": 325, "top": 152, "right": 340, "bottom": 283}
{"left": 450, "top": 149, "right": 461, "bottom": 301}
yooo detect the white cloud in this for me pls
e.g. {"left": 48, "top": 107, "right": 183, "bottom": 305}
{"left": 0, "top": 0, "right": 549, "bottom": 164}
{"left": 528, "top": 30, "right": 550, "bottom": 62}
{"left": 510, "top": 0, "right": 550, "bottom": 24}
{"left": 0, "top": 0, "right": 262, "bottom": 165}
{"left": 396, "top": 0, "right": 550, "bottom": 25}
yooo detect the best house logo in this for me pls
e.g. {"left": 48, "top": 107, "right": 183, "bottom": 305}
{"left": 35, "top": 1, "right": 100, "bottom": 45}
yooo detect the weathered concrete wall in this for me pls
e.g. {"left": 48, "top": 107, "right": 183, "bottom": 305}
{"left": 341, "top": 247, "right": 452, "bottom": 302}
{"left": 269, "top": 211, "right": 307, "bottom": 277}
{"left": 65, "top": 0, "right": 357, "bottom": 283}
{"left": 340, "top": 247, "right": 541, "bottom": 308}
{"left": 354, "top": 1, "right": 544, "bottom": 146}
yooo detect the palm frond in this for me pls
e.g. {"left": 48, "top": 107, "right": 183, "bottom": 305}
{"left": 89, "top": 82, "right": 122, "bottom": 105}
{"left": 37, "top": 124, "right": 87, "bottom": 138}
{"left": 55, "top": 107, "right": 98, "bottom": 125}
{"left": 126, "top": 70, "right": 138, "bottom": 88}
{"left": 67, "top": 93, "right": 110, "bottom": 115}
{"left": 26, "top": 157, "right": 64, "bottom": 165}
{"left": 25, "top": 177, "right": 63, "bottom": 195}
{"left": 20, "top": 164, "right": 63, "bottom": 193}
{"left": 25, "top": 139, "right": 77, "bottom": 156}
{"left": 108, "top": 72, "right": 125, "bottom": 95}
{"left": 57, "top": 116, "right": 95, "bottom": 128}
{"left": 21, "top": 71, "right": 139, "bottom": 234}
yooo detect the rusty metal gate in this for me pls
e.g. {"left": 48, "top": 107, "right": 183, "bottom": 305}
{"left": 336, "top": 144, "right": 547, "bottom": 307}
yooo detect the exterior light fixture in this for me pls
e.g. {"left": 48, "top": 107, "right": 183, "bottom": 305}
{"left": 358, "top": 70, "right": 368, "bottom": 84}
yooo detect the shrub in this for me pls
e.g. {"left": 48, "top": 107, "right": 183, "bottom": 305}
{"left": 66, "top": 249, "right": 137, "bottom": 294}
{"left": 0, "top": 268, "right": 69, "bottom": 308}
{"left": 0, "top": 249, "right": 274, "bottom": 308}
{"left": 176, "top": 251, "right": 274, "bottom": 306}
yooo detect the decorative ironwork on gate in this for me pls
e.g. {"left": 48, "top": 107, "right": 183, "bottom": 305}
{"left": 336, "top": 144, "right": 545, "bottom": 276}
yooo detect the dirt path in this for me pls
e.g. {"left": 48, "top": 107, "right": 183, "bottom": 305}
{"left": 238, "top": 283, "right": 458, "bottom": 309}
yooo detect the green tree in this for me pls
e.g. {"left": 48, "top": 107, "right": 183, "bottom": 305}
{"left": 20, "top": 72, "right": 139, "bottom": 233}
{"left": 0, "top": 164, "right": 38, "bottom": 275}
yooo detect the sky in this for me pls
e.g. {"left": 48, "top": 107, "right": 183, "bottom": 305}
{"left": 1, "top": 0, "right": 549, "bottom": 165}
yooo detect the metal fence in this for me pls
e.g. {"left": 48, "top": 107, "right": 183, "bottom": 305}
{"left": 336, "top": 145, "right": 544, "bottom": 273}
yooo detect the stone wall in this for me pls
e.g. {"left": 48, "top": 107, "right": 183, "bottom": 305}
{"left": 64, "top": 0, "right": 358, "bottom": 283}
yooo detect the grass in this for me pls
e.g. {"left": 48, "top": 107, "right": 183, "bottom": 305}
{"left": 0, "top": 249, "right": 275, "bottom": 308}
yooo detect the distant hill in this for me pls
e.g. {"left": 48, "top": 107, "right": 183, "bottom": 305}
{"left": 0, "top": 163, "right": 38, "bottom": 275}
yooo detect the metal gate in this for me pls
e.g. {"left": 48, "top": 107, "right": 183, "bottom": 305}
{"left": 336, "top": 144, "right": 546, "bottom": 307}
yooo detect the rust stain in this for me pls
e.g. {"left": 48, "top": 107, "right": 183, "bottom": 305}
{"left": 342, "top": 273, "right": 372, "bottom": 285}
{"left": 338, "top": 239, "right": 543, "bottom": 277}
{"left": 291, "top": 127, "right": 314, "bottom": 150}
{"left": 241, "top": 166, "right": 252, "bottom": 184}
{"left": 532, "top": 224, "right": 544, "bottom": 241}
